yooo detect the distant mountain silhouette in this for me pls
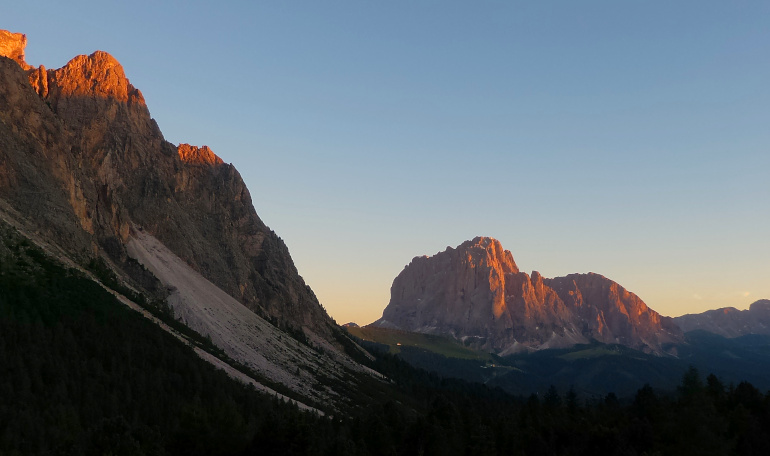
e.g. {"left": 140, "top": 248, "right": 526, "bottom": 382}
{"left": 675, "top": 299, "right": 770, "bottom": 337}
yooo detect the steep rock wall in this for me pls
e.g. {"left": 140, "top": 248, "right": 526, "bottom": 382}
{"left": 0, "top": 30, "right": 336, "bottom": 341}
{"left": 375, "top": 237, "right": 682, "bottom": 354}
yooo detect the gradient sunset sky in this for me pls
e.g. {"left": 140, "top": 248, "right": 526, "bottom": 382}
{"left": 6, "top": 1, "right": 769, "bottom": 325}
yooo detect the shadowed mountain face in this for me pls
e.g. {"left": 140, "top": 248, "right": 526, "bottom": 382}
{"left": 375, "top": 237, "right": 682, "bottom": 355}
{"left": 674, "top": 300, "right": 770, "bottom": 338}
{"left": 0, "top": 31, "right": 335, "bottom": 341}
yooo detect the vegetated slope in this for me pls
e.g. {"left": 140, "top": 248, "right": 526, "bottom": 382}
{"left": 491, "top": 343, "right": 686, "bottom": 398}
{"left": 0, "top": 222, "right": 336, "bottom": 454}
{"left": 375, "top": 237, "right": 681, "bottom": 355}
{"left": 345, "top": 325, "right": 515, "bottom": 384}
{"left": 494, "top": 332, "right": 770, "bottom": 404}
{"left": 345, "top": 325, "right": 493, "bottom": 360}
{"left": 3, "top": 227, "right": 769, "bottom": 456}
{"left": 676, "top": 330, "right": 770, "bottom": 387}
{"left": 15, "top": 220, "right": 766, "bottom": 456}
{"left": 351, "top": 325, "right": 681, "bottom": 397}
{"left": 353, "top": 324, "right": 770, "bottom": 398}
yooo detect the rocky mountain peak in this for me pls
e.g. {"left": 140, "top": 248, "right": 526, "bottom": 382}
{"left": 0, "top": 29, "right": 338, "bottom": 344}
{"left": 377, "top": 236, "right": 520, "bottom": 342}
{"left": 0, "top": 28, "right": 384, "bottom": 408}
{"left": 455, "top": 236, "right": 519, "bottom": 274}
{"left": 674, "top": 299, "right": 770, "bottom": 338}
{"left": 178, "top": 143, "right": 224, "bottom": 165}
{"left": 0, "top": 30, "right": 31, "bottom": 70}
{"left": 15, "top": 43, "right": 161, "bottom": 156}
{"left": 375, "top": 238, "right": 682, "bottom": 354}
{"left": 749, "top": 299, "right": 770, "bottom": 313}
{"left": 41, "top": 51, "right": 145, "bottom": 105}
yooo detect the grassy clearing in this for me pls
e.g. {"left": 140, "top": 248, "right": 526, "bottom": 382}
{"left": 558, "top": 346, "right": 623, "bottom": 361}
{"left": 346, "top": 326, "right": 493, "bottom": 361}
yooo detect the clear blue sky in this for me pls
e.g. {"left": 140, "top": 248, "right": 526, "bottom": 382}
{"left": 6, "top": 1, "right": 769, "bottom": 325}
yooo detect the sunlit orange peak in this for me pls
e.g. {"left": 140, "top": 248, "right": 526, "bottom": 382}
{"left": 177, "top": 143, "right": 224, "bottom": 165}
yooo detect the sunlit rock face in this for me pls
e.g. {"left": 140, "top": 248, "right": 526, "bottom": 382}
{"left": 0, "top": 30, "right": 30, "bottom": 69}
{"left": 674, "top": 299, "right": 770, "bottom": 338}
{"left": 0, "top": 29, "right": 336, "bottom": 341}
{"left": 378, "top": 237, "right": 523, "bottom": 348}
{"left": 375, "top": 237, "right": 682, "bottom": 355}
{"left": 178, "top": 144, "right": 224, "bottom": 165}
{"left": 544, "top": 273, "right": 682, "bottom": 352}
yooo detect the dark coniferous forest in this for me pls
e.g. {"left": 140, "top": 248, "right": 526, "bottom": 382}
{"left": 1, "top": 224, "right": 770, "bottom": 455}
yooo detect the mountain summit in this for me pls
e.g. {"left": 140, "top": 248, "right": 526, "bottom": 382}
{"left": 674, "top": 299, "right": 770, "bottom": 338}
{"left": 374, "top": 237, "right": 682, "bottom": 355}
{"left": 0, "top": 30, "right": 333, "bottom": 337}
{"left": 0, "top": 30, "right": 368, "bottom": 405}
{"left": 0, "top": 30, "right": 31, "bottom": 69}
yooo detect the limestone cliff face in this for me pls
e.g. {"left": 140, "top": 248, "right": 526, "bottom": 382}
{"left": 0, "top": 30, "right": 335, "bottom": 340}
{"left": 674, "top": 299, "right": 770, "bottom": 338}
{"left": 544, "top": 273, "right": 681, "bottom": 352}
{"left": 178, "top": 144, "right": 224, "bottom": 165}
{"left": 0, "top": 55, "right": 94, "bottom": 252}
{"left": 375, "top": 237, "right": 682, "bottom": 354}
{"left": 380, "top": 237, "right": 520, "bottom": 345}
{"left": 0, "top": 30, "right": 30, "bottom": 70}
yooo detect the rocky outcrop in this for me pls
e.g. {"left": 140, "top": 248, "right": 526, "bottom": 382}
{"left": 0, "top": 30, "right": 30, "bottom": 70}
{"left": 674, "top": 299, "right": 770, "bottom": 338}
{"left": 544, "top": 273, "right": 682, "bottom": 351}
{"left": 178, "top": 143, "right": 224, "bottom": 165}
{"left": 0, "top": 30, "right": 337, "bottom": 342}
{"left": 375, "top": 237, "right": 682, "bottom": 355}
{"left": 379, "top": 238, "right": 529, "bottom": 348}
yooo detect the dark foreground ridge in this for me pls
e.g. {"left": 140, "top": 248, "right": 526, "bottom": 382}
{"left": 3, "top": 224, "right": 770, "bottom": 455}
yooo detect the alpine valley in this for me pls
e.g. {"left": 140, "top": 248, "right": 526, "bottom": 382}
{"left": 2, "top": 30, "right": 770, "bottom": 455}
{"left": 357, "top": 237, "right": 770, "bottom": 397}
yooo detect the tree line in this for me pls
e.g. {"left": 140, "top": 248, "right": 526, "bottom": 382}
{"left": 1, "top": 224, "right": 769, "bottom": 455}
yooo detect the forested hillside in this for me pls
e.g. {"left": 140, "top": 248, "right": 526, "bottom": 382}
{"left": 2, "top": 223, "right": 770, "bottom": 455}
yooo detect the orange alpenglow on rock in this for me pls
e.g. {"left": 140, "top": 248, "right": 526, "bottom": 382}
{"left": 0, "top": 31, "right": 144, "bottom": 104}
{"left": 44, "top": 51, "right": 146, "bottom": 105}
{"left": 178, "top": 144, "right": 225, "bottom": 165}
{"left": 0, "top": 30, "right": 31, "bottom": 70}
{"left": 375, "top": 236, "right": 683, "bottom": 355}
{"left": 0, "top": 29, "right": 339, "bottom": 343}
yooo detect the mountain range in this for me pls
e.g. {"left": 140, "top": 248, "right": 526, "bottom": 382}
{"left": 5, "top": 27, "right": 770, "bottom": 456}
{"left": 1, "top": 28, "right": 768, "bottom": 410}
